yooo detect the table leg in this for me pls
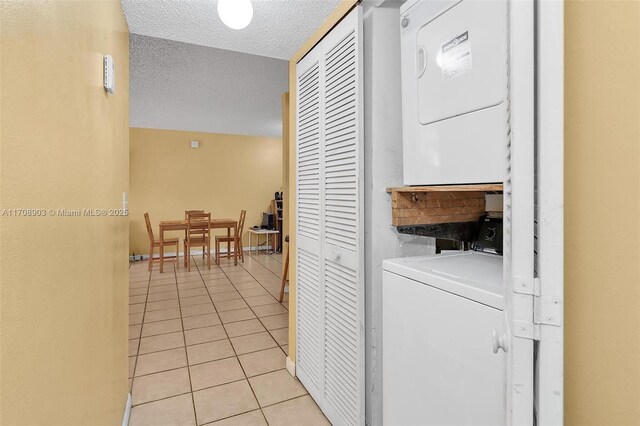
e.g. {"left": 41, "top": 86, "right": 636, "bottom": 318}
{"left": 159, "top": 226, "right": 164, "bottom": 273}
{"left": 227, "top": 227, "right": 231, "bottom": 261}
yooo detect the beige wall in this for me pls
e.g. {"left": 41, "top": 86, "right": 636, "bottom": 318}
{"left": 0, "top": 1, "right": 130, "bottom": 424}
{"left": 129, "top": 128, "right": 282, "bottom": 256}
{"left": 565, "top": 1, "right": 640, "bottom": 424}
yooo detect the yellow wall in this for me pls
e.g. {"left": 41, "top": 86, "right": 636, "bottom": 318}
{"left": 0, "top": 1, "right": 130, "bottom": 424}
{"left": 129, "top": 128, "right": 282, "bottom": 256}
{"left": 565, "top": 1, "right": 640, "bottom": 424}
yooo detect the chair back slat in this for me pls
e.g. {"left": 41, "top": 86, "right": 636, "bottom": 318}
{"left": 144, "top": 212, "right": 155, "bottom": 242}
{"left": 186, "top": 210, "right": 207, "bottom": 237}
{"left": 187, "top": 211, "right": 211, "bottom": 242}
{"left": 185, "top": 210, "right": 204, "bottom": 219}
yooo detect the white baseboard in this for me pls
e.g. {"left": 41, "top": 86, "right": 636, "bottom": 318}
{"left": 286, "top": 356, "right": 296, "bottom": 377}
{"left": 122, "top": 392, "right": 131, "bottom": 426}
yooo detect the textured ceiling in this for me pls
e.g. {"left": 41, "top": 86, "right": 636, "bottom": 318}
{"left": 129, "top": 34, "right": 288, "bottom": 137}
{"left": 122, "top": 0, "right": 342, "bottom": 60}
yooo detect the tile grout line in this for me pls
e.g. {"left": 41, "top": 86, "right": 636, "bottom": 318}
{"left": 247, "top": 256, "right": 285, "bottom": 289}
{"left": 132, "top": 349, "right": 288, "bottom": 379}
{"left": 129, "top": 261, "right": 155, "bottom": 384}
{"left": 130, "top": 254, "right": 293, "bottom": 423}
{"left": 238, "top": 254, "right": 289, "bottom": 425}
{"left": 215, "top": 253, "right": 291, "bottom": 424}
{"left": 239, "top": 256, "right": 288, "bottom": 308}
{"left": 126, "top": 377, "right": 311, "bottom": 418}
{"left": 194, "top": 392, "right": 310, "bottom": 426}
{"left": 126, "top": 368, "right": 310, "bottom": 415}
{"left": 230, "top": 255, "right": 289, "bottom": 355}
{"left": 196, "top": 255, "right": 268, "bottom": 425}
{"left": 140, "top": 303, "right": 287, "bottom": 326}
{"left": 132, "top": 261, "right": 195, "bottom": 416}
{"left": 218, "top": 257, "right": 287, "bottom": 352}
{"left": 132, "top": 338, "right": 284, "bottom": 370}
{"left": 132, "top": 330, "right": 287, "bottom": 367}
{"left": 238, "top": 256, "right": 289, "bottom": 353}
{"left": 182, "top": 255, "right": 202, "bottom": 426}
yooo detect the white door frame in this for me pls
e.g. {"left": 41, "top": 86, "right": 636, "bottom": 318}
{"left": 508, "top": 1, "right": 564, "bottom": 424}
{"left": 534, "top": 1, "right": 564, "bottom": 424}
{"left": 506, "top": 0, "right": 536, "bottom": 423}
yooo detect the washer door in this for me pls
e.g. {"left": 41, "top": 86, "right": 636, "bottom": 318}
{"left": 383, "top": 270, "right": 506, "bottom": 425}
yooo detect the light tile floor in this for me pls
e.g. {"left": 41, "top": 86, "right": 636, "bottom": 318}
{"left": 128, "top": 253, "right": 330, "bottom": 426}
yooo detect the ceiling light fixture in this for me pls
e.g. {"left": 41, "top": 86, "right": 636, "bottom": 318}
{"left": 218, "top": 0, "right": 254, "bottom": 30}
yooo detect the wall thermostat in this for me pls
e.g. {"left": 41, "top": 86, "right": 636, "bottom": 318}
{"left": 103, "top": 55, "right": 115, "bottom": 94}
{"left": 190, "top": 140, "right": 199, "bottom": 149}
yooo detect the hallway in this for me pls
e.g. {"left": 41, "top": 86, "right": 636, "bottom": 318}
{"left": 128, "top": 253, "right": 328, "bottom": 425}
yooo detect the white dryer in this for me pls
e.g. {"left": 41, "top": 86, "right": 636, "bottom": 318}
{"left": 400, "top": 0, "right": 508, "bottom": 185}
{"left": 382, "top": 251, "right": 506, "bottom": 425}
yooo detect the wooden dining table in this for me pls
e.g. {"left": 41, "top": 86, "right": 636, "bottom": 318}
{"left": 158, "top": 218, "right": 238, "bottom": 272}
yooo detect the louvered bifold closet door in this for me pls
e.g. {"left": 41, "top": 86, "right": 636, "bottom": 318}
{"left": 320, "top": 8, "right": 364, "bottom": 426}
{"left": 295, "top": 6, "right": 363, "bottom": 425}
{"left": 295, "top": 43, "right": 324, "bottom": 402}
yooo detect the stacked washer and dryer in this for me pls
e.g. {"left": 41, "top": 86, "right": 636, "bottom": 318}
{"left": 383, "top": 0, "right": 508, "bottom": 424}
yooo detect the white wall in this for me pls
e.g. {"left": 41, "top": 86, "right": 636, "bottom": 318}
{"left": 363, "top": 4, "right": 436, "bottom": 425}
{"left": 130, "top": 34, "right": 287, "bottom": 137}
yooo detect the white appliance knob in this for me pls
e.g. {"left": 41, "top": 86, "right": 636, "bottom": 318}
{"left": 492, "top": 330, "right": 508, "bottom": 353}
{"left": 401, "top": 17, "right": 409, "bottom": 28}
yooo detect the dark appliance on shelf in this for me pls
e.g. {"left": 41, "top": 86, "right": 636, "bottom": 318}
{"left": 261, "top": 212, "right": 275, "bottom": 230}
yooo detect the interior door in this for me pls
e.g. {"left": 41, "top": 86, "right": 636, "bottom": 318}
{"left": 295, "top": 6, "right": 364, "bottom": 426}
{"left": 320, "top": 7, "right": 364, "bottom": 426}
{"left": 295, "top": 42, "right": 324, "bottom": 404}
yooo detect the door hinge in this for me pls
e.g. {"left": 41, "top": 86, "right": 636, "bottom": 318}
{"left": 513, "top": 277, "right": 562, "bottom": 341}
{"left": 534, "top": 295, "right": 563, "bottom": 327}
{"left": 513, "top": 319, "right": 540, "bottom": 341}
{"left": 513, "top": 277, "right": 541, "bottom": 296}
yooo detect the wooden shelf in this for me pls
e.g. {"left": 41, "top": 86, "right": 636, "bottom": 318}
{"left": 386, "top": 184, "right": 503, "bottom": 193}
{"left": 386, "top": 184, "right": 503, "bottom": 227}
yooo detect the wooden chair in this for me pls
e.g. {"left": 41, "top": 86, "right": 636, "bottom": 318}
{"left": 279, "top": 235, "right": 289, "bottom": 303}
{"left": 185, "top": 210, "right": 206, "bottom": 259}
{"left": 144, "top": 212, "right": 179, "bottom": 271}
{"left": 216, "top": 210, "right": 246, "bottom": 264}
{"left": 185, "top": 210, "right": 204, "bottom": 219}
{"left": 184, "top": 211, "right": 211, "bottom": 271}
